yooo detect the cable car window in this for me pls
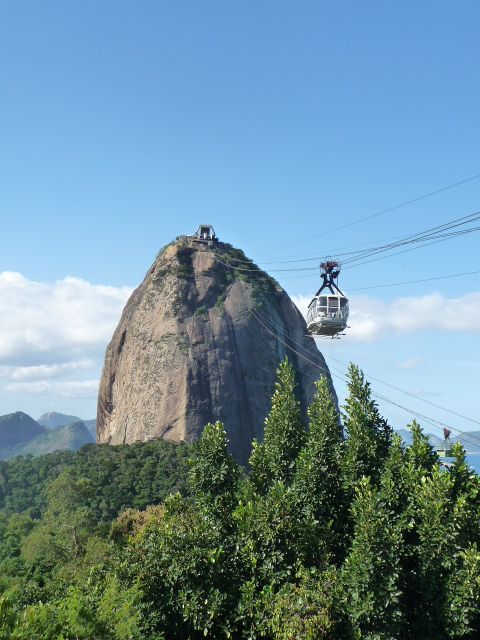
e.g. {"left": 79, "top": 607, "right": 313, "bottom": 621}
{"left": 316, "top": 297, "right": 327, "bottom": 314}
{"left": 340, "top": 298, "right": 348, "bottom": 308}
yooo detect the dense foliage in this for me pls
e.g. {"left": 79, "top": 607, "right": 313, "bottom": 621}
{"left": 0, "top": 438, "right": 191, "bottom": 521}
{"left": 0, "top": 359, "right": 479, "bottom": 639}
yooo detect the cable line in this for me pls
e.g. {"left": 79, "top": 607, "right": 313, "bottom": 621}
{"left": 245, "top": 301, "right": 480, "bottom": 448}
{"left": 342, "top": 229, "right": 480, "bottom": 271}
{"left": 210, "top": 233, "right": 480, "bottom": 451}
{"left": 341, "top": 212, "right": 480, "bottom": 266}
{"left": 259, "top": 171, "right": 480, "bottom": 255}
{"left": 347, "top": 268, "right": 480, "bottom": 292}
{"left": 213, "top": 212, "right": 480, "bottom": 275}
{"left": 325, "top": 351, "right": 480, "bottom": 427}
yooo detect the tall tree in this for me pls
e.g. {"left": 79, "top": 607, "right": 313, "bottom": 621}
{"left": 445, "top": 543, "right": 480, "bottom": 639}
{"left": 250, "top": 358, "right": 306, "bottom": 492}
{"left": 293, "top": 376, "right": 347, "bottom": 565}
{"left": 449, "top": 442, "right": 480, "bottom": 548}
{"left": 21, "top": 470, "right": 95, "bottom": 569}
{"left": 380, "top": 434, "right": 410, "bottom": 518}
{"left": 405, "top": 465, "right": 472, "bottom": 639}
{"left": 188, "top": 421, "right": 240, "bottom": 525}
{"left": 342, "top": 364, "right": 392, "bottom": 490}
{"left": 342, "top": 477, "right": 404, "bottom": 640}
{"left": 405, "top": 420, "right": 438, "bottom": 479}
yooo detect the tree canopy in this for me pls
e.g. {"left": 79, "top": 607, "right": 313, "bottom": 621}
{"left": 0, "top": 358, "right": 479, "bottom": 639}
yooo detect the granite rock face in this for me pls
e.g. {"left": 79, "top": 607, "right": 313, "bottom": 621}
{"left": 97, "top": 239, "right": 336, "bottom": 464}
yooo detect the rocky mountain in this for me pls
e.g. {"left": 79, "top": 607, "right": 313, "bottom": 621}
{"left": 37, "top": 412, "right": 97, "bottom": 438}
{"left": 16, "top": 421, "right": 94, "bottom": 457}
{"left": 38, "top": 412, "right": 82, "bottom": 429}
{"left": 97, "top": 236, "right": 336, "bottom": 464}
{"left": 0, "top": 412, "right": 44, "bottom": 449}
{"left": 0, "top": 412, "right": 94, "bottom": 460}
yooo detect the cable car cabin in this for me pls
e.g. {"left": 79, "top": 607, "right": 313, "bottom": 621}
{"left": 191, "top": 224, "right": 218, "bottom": 246}
{"left": 436, "top": 428, "right": 453, "bottom": 458}
{"left": 307, "top": 294, "right": 349, "bottom": 337}
{"left": 307, "top": 259, "right": 349, "bottom": 337}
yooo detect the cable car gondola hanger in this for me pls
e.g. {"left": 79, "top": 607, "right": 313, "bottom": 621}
{"left": 307, "top": 260, "right": 349, "bottom": 338}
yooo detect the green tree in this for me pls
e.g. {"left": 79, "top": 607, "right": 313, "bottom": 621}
{"left": 406, "top": 466, "right": 455, "bottom": 639}
{"left": 342, "top": 477, "right": 404, "bottom": 640}
{"left": 188, "top": 421, "right": 240, "bottom": 524}
{"left": 250, "top": 358, "right": 306, "bottom": 492}
{"left": 125, "top": 493, "right": 240, "bottom": 639}
{"left": 405, "top": 420, "right": 438, "bottom": 478}
{"left": 380, "top": 434, "right": 410, "bottom": 518}
{"left": 449, "top": 442, "right": 480, "bottom": 548}
{"left": 343, "top": 364, "right": 392, "bottom": 490}
{"left": 445, "top": 543, "right": 480, "bottom": 639}
{"left": 21, "top": 470, "right": 96, "bottom": 571}
{"left": 235, "top": 481, "right": 300, "bottom": 588}
{"left": 266, "top": 567, "right": 352, "bottom": 640}
{"left": 293, "top": 376, "right": 347, "bottom": 565}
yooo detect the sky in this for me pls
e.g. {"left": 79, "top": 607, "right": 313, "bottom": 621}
{"left": 1, "top": 1, "right": 479, "bottom": 441}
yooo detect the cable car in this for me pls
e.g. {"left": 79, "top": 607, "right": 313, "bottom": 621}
{"left": 436, "top": 428, "right": 453, "bottom": 458}
{"left": 307, "top": 260, "right": 349, "bottom": 338}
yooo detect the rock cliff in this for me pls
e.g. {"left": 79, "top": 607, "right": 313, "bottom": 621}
{"left": 97, "top": 238, "right": 336, "bottom": 464}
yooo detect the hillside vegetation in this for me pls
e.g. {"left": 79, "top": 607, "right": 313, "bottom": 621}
{"left": 0, "top": 360, "right": 479, "bottom": 639}
{"left": 0, "top": 412, "right": 96, "bottom": 460}
{"left": 0, "top": 438, "right": 191, "bottom": 521}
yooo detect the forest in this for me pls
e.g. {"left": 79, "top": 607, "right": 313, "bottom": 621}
{"left": 0, "top": 360, "right": 479, "bottom": 639}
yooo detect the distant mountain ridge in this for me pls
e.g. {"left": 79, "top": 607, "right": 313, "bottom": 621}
{"left": 0, "top": 412, "right": 44, "bottom": 448}
{"left": 37, "top": 412, "right": 96, "bottom": 437}
{"left": 394, "top": 428, "right": 443, "bottom": 447}
{"left": 0, "top": 411, "right": 96, "bottom": 460}
{"left": 394, "top": 428, "right": 480, "bottom": 452}
{"left": 38, "top": 412, "right": 83, "bottom": 429}
{"left": 17, "top": 421, "right": 94, "bottom": 457}
{"left": 452, "top": 430, "right": 480, "bottom": 453}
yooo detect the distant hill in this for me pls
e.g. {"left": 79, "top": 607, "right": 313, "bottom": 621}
{"left": 452, "top": 431, "right": 480, "bottom": 453}
{"left": 0, "top": 412, "right": 45, "bottom": 448}
{"left": 83, "top": 419, "right": 96, "bottom": 438}
{"left": 394, "top": 428, "right": 443, "bottom": 448}
{"left": 427, "top": 432, "right": 444, "bottom": 447}
{"left": 37, "top": 412, "right": 96, "bottom": 438}
{"left": 394, "top": 428, "right": 413, "bottom": 446}
{"left": 394, "top": 428, "right": 480, "bottom": 452}
{"left": 37, "top": 412, "right": 82, "bottom": 429}
{"left": 18, "top": 421, "right": 94, "bottom": 456}
{"left": 0, "top": 421, "right": 94, "bottom": 460}
{"left": 0, "top": 437, "right": 191, "bottom": 522}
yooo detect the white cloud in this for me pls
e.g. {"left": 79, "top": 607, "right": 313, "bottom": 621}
{"left": 0, "top": 272, "right": 132, "bottom": 365}
{"left": 0, "top": 272, "right": 132, "bottom": 411}
{"left": 292, "top": 292, "right": 480, "bottom": 342}
{"left": 396, "top": 357, "right": 423, "bottom": 370}
{"left": 6, "top": 379, "right": 100, "bottom": 397}
{"left": 11, "top": 359, "right": 96, "bottom": 381}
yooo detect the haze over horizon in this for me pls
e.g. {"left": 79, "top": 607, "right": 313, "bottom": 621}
{"left": 1, "top": 1, "right": 479, "bottom": 440}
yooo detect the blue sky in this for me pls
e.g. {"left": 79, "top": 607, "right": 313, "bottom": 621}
{"left": 1, "top": 1, "right": 479, "bottom": 441}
